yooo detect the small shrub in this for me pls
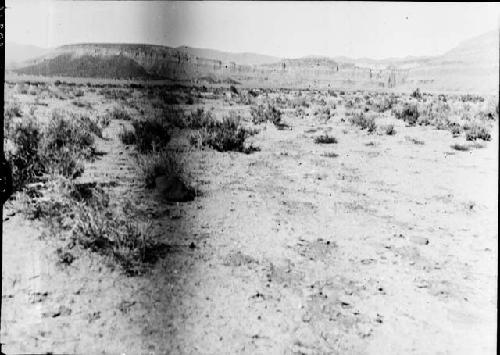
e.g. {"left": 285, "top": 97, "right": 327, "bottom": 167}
{"left": 465, "top": 123, "right": 491, "bottom": 141}
{"left": 450, "top": 125, "right": 461, "bottom": 137}
{"left": 5, "top": 116, "right": 45, "bottom": 190}
{"left": 385, "top": 124, "right": 396, "bottom": 135}
{"left": 131, "top": 117, "right": 171, "bottom": 153}
{"left": 393, "top": 103, "right": 419, "bottom": 126}
{"left": 250, "top": 104, "right": 282, "bottom": 126}
{"left": 71, "top": 191, "right": 168, "bottom": 275}
{"left": 451, "top": 143, "right": 470, "bottom": 152}
{"left": 40, "top": 111, "right": 99, "bottom": 177}
{"left": 198, "top": 113, "right": 256, "bottom": 153}
{"left": 411, "top": 88, "right": 422, "bottom": 100}
{"left": 136, "top": 150, "right": 180, "bottom": 188}
{"left": 349, "top": 113, "right": 377, "bottom": 133}
{"left": 4, "top": 101, "right": 23, "bottom": 121}
{"left": 315, "top": 135, "right": 338, "bottom": 144}
{"left": 119, "top": 127, "right": 136, "bottom": 145}
{"left": 185, "top": 108, "right": 214, "bottom": 130}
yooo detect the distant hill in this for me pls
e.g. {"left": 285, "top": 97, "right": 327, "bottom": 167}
{"left": 440, "top": 30, "right": 498, "bottom": 64}
{"left": 10, "top": 30, "right": 499, "bottom": 93}
{"left": 16, "top": 53, "right": 153, "bottom": 79}
{"left": 6, "top": 43, "right": 51, "bottom": 68}
{"left": 175, "top": 46, "right": 281, "bottom": 66}
{"left": 403, "top": 30, "right": 499, "bottom": 93}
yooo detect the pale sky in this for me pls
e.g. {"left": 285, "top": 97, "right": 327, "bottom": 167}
{"left": 6, "top": 1, "right": 500, "bottom": 59}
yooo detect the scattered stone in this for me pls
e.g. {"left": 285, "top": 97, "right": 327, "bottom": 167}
{"left": 340, "top": 301, "right": 352, "bottom": 309}
{"left": 250, "top": 291, "right": 265, "bottom": 299}
{"left": 410, "top": 236, "right": 429, "bottom": 245}
{"left": 44, "top": 305, "right": 72, "bottom": 318}
{"left": 189, "top": 242, "right": 196, "bottom": 249}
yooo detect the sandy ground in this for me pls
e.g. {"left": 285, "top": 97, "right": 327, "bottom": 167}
{"left": 1, "top": 98, "right": 498, "bottom": 354}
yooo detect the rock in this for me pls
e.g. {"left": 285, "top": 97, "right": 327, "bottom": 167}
{"left": 155, "top": 175, "right": 195, "bottom": 202}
